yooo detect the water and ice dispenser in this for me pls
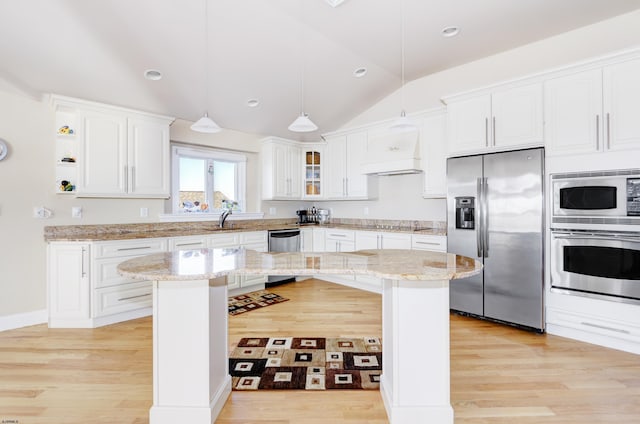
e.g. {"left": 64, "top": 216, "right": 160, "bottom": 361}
{"left": 455, "top": 197, "right": 475, "bottom": 229}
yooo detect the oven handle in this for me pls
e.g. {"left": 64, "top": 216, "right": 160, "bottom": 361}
{"left": 552, "top": 233, "right": 640, "bottom": 243}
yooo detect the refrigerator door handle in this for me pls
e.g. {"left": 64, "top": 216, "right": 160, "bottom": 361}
{"left": 482, "top": 177, "right": 489, "bottom": 258}
{"left": 476, "top": 177, "right": 483, "bottom": 257}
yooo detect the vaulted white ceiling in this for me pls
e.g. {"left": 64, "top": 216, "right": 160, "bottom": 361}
{"left": 1, "top": 0, "right": 640, "bottom": 141}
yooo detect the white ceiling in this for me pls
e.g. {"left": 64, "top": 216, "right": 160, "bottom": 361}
{"left": 1, "top": 0, "right": 640, "bottom": 141}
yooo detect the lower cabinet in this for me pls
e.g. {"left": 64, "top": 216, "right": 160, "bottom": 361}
{"left": 325, "top": 229, "right": 356, "bottom": 252}
{"left": 47, "top": 231, "right": 268, "bottom": 328}
{"left": 411, "top": 234, "right": 447, "bottom": 252}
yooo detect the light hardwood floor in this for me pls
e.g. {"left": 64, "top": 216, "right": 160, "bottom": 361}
{"left": 1, "top": 279, "right": 639, "bottom": 423}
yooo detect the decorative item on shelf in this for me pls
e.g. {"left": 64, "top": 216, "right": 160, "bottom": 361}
{"left": 57, "top": 125, "right": 75, "bottom": 135}
{"left": 59, "top": 180, "right": 75, "bottom": 192}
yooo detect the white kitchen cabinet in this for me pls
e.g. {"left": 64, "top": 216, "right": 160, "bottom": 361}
{"left": 168, "top": 235, "right": 209, "bottom": 250}
{"left": 603, "top": 58, "right": 640, "bottom": 152}
{"left": 411, "top": 234, "right": 447, "bottom": 252}
{"left": 91, "top": 238, "right": 166, "bottom": 322}
{"left": 47, "top": 243, "right": 91, "bottom": 326}
{"left": 300, "top": 228, "right": 314, "bottom": 252}
{"left": 545, "top": 57, "right": 640, "bottom": 156}
{"left": 325, "top": 229, "right": 356, "bottom": 252}
{"left": 51, "top": 95, "right": 173, "bottom": 198}
{"left": 302, "top": 146, "right": 324, "bottom": 199}
{"left": 312, "top": 227, "right": 326, "bottom": 252}
{"left": 419, "top": 110, "right": 448, "bottom": 198}
{"left": 355, "top": 231, "right": 411, "bottom": 250}
{"left": 325, "top": 131, "right": 371, "bottom": 199}
{"left": 445, "top": 82, "right": 543, "bottom": 156}
{"left": 261, "top": 137, "right": 302, "bottom": 200}
{"left": 238, "top": 231, "right": 268, "bottom": 289}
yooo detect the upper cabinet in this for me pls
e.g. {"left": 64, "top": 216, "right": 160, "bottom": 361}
{"left": 445, "top": 82, "right": 543, "bottom": 156}
{"left": 302, "top": 146, "right": 324, "bottom": 200}
{"left": 261, "top": 137, "right": 302, "bottom": 200}
{"left": 545, "top": 58, "right": 640, "bottom": 156}
{"left": 51, "top": 95, "right": 174, "bottom": 198}
{"left": 418, "top": 109, "right": 447, "bottom": 198}
{"left": 325, "top": 131, "right": 371, "bottom": 200}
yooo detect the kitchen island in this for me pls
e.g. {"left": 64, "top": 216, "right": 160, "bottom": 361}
{"left": 118, "top": 248, "right": 482, "bottom": 424}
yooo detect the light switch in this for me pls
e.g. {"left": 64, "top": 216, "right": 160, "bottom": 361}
{"left": 72, "top": 206, "right": 82, "bottom": 218}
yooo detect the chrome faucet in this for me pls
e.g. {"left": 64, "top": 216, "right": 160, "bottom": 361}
{"left": 219, "top": 209, "right": 232, "bottom": 228}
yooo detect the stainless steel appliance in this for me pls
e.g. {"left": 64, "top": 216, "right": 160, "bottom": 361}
{"left": 550, "top": 229, "right": 640, "bottom": 304}
{"left": 317, "top": 208, "right": 330, "bottom": 225}
{"left": 266, "top": 229, "right": 300, "bottom": 286}
{"left": 296, "top": 208, "right": 319, "bottom": 225}
{"left": 447, "top": 148, "right": 544, "bottom": 331}
{"left": 551, "top": 169, "right": 640, "bottom": 226}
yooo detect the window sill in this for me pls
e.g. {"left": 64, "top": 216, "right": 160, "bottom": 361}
{"left": 158, "top": 212, "right": 265, "bottom": 222}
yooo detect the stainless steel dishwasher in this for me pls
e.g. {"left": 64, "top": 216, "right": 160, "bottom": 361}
{"left": 267, "top": 229, "right": 301, "bottom": 286}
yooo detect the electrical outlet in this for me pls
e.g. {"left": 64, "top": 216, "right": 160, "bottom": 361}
{"left": 140, "top": 207, "right": 149, "bottom": 217}
{"left": 269, "top": 207, "right": 276, "bottom": 215}
{"left": 363, "top": 207, "right": 369, "bottom": 216}
{"left": 71, "top": 206, "right": 82, "bottom": 218}
{"left": 33, "top": 207, "right": 52, "bottom": 219}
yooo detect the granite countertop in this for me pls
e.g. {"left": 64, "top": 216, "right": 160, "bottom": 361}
{"left": 44, "top": 218, "right": 446, "bottom": 242}
{"left": 117, "top": 248, "right": 480, "bottom": 282}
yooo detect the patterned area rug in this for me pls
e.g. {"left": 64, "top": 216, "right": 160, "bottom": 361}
{"left": 229, "top": 337, "right": 382, "bottom": 390}
{"left": 228, "top": 290, "right": 289, "bottom": 315}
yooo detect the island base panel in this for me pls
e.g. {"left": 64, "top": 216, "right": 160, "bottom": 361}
{"left": 151, "top": 277, "right": 230, "bottom": 424}
{"left": 381, "top": 279, "right": 453, "bottom": 424}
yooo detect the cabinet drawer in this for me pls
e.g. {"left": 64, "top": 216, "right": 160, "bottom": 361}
{"left": 94, "top": 257, "right": 144, "bottom": 289}
{"left": 93, "top": 280, "right": 152, "bottom": 318}
{"left": 209, "top": 233, "right": 239, "bottom": 248}
{"left": 242, "top": 242, "right": 267, "bottom": 252}
{"left": 326, "top": 229, "right": 355, "bottom": 242}
{"left": 94, "top": 238, "right": 167, "bottom": 258}
{"left": 239, "top": 231, "right": 267, "bottom": 244}
{"left": 411, "top": 235, "right": 447, "bottom": 252}
{"left": 168, "top": 236, "right": 208, "bottom": 250}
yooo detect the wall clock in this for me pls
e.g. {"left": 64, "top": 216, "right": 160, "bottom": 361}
{"left": 0, "top": 139, "right": 8, "bottom": 161}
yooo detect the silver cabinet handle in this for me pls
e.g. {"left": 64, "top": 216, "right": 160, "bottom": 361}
{"left": 345, "top": 178, "right": 349, "bottom": 196}
{"left": 329, "top": 234, "right": 347, "bottom": 237}
{"left": 118, "top": 293, "right": 152, "bottom": 302}
{"left": 81, "top": 247, "right": 87, "bottom": 278}
{"left": 596, "top": 115, "right": 600, "bottom": 150}
{"left": 553, "top": 234, "right": 640, "bottom": 244}
{"left": 606, "top": 113, "right": 611, "bottom": 150}
{"left": 175, "top": 242, "right": 203, "bottom": 247}
{"left": 124, "top": 166, "right": 128, "bottom": 192}
{"left": 116, "top": 246, "right": 151, "bottom": 251}
{"left": 415, "top": 241, "right": 440, "bottom": 245}
{"left": 484, "top": 118, "right": 489, "bottom": 147}
{"left": 131, "top": 166, "right": 135, "bottom": 192}
{"left": 492, "top": 116, "right": 496, "bottom": 146}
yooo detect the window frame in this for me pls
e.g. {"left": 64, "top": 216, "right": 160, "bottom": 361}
{"left": 171, "top": 143, "right": 247, "bottom": 214}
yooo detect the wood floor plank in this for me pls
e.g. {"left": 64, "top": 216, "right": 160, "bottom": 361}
{"left": 0, "top": 279, "right": 639, "bottom": 423}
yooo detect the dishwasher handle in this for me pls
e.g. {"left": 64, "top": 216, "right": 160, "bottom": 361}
{"left": 269, "top": 229, "right": 301, "bottom": 238}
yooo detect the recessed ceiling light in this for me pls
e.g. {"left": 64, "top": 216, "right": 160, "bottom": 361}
{"left": 247, "top": 99, "right": 260, "bottom": 108}
{"left": 324, "top": 0, "right": 347, "bottom": 7}
{"left": 353, "top": 67, "right": 367, "bottom": 78}
{"left": 144, "top": 69, "right": 162, "bottom": 80}
{"left": 441, "top": 26, "right": 460, "bottom": 38}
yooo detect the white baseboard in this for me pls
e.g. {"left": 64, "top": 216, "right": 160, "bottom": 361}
{"left": 0, "top": 309, "right": 47, "bottom": 332}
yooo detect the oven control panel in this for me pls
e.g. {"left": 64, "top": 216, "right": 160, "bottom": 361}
{"left": 628, "top": 178, "right": 640, "bottom": 216}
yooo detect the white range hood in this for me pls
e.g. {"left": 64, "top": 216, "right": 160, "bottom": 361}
{"left": 361, "top": 129, "right": 422, "bottom": 175}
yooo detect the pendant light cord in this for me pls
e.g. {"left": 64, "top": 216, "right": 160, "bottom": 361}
{"left": 204, "top": 0, "right": 209, "bottom": 113}
{"left": 400, "top": 0, "right": 405, "bottom": 112}
{"left": 299, "top": 1, "right": 305, "bottom": 116}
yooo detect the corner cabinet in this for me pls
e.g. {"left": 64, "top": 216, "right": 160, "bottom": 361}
{"left": 51, "top": 95, "right": 174, "bottom": 198}
{"left": 261, "top": 137, "right": 302, "bottom": 200}
{"left": 544, "top": 57, "right": 640, "bottom": 156}
{"left": 324, "top": 131, "right": 371, "bottom": 200}
{"left": 444, "top": 82, "right": 543, "bottom": 156}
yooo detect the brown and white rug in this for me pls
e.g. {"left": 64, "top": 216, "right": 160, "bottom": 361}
{"left": 228, "top": 290, "right": 289, "bottom": 316}
{"left": 229, "top": 337, "right": 382, "bottom": 390}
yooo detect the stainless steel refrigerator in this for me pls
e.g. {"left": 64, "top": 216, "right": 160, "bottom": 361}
{"left": 446, "top": 148, "right": 544, "bottom": 331}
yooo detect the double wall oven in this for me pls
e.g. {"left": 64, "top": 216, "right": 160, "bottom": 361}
{"left": 550, "top": 169, "right": 640, "bottom": 304}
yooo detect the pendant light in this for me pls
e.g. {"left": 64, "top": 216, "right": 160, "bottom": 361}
{"left": 389, "top": 0, "right": 416, "bottom": 133}
{"left": 191, "top": 0, "right": 221, "bottom": 134}
{"left": 288, "top": 3, "right": 318, "bottom": 133}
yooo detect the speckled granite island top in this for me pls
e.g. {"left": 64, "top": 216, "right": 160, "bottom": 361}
{"left": 117, "top": 248, "right": 481, "bottom": 282}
